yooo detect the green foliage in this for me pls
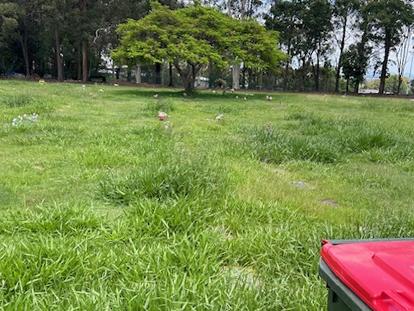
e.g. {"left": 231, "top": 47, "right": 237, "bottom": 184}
{"left": 113, "top": 3, "right": 284, "bottom": 90}
{"left": 365, "top": 75, "right": 410, "bottom": 94}
{"left": 365, "top": 0, "right": 414, "bottom": 94}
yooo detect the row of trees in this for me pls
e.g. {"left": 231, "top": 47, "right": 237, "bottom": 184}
{"left": 1, "top": 0, "right": 414, "bottom": 94}
{"left": 266, "top": 0, "right": 414, "bottom": 94}
{"left": 0, "top": 0, "right": 180, "bottom": 82}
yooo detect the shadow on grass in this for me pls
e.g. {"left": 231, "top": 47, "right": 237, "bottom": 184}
{"left": 106, "top": 87, "right": 278, "bottom": 102}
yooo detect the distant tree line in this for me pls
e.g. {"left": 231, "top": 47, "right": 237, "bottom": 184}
{"left": 265, "top": 0, "right": 414, "bottom": 94}
{"left": 0, "top": 0, "right": 181, "bottom": 82}
{"left": 1, "top": 0, "right": 414, "bottom": 94}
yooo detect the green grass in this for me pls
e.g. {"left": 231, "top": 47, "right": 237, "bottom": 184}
{"left": 1, "top": 80, "right": 414, "bottom": 309}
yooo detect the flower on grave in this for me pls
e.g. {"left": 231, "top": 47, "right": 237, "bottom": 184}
{"left": 11, "top": 113, "right": 39, "bottom": 127}
{"left": 215, "top": 113, "right": 224, "bottom": 122}
{"left": 158, "top": 111, "right": 168, "bottom": 121}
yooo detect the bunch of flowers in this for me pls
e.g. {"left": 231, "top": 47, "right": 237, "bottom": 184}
{"left": 12, "top": 113, "right": 39, "bottom": 127}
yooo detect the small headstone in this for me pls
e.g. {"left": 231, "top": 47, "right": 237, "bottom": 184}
{"left": 292, "top": 181, "right": 307, "bottom": 189}
{"left": 321, "top": 198, "right": 339, "bottom": 208}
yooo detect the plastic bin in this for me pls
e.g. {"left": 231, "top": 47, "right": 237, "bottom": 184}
{"left": 319, "top": 239, "right": 414, "bottom": 311}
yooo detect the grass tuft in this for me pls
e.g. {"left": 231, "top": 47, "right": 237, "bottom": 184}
{"left": 144, "top": 98, "right": 175, "bottom": 115}
{"left": 99, "top": 151, "right": 228, "bottom": 204}
{"left": 243, "top": 113, "right": 414, "bottom": 164}
{"left": 1, "top": 94, "right": 35, "bottom": 108}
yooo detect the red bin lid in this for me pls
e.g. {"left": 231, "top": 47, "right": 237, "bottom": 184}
{"left": 321, "top": 240, "right": 414, "bottom": 311}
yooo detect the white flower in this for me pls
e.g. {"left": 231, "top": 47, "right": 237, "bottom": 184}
{"left": 153, "top": 94, "right": 159, "bottom": 98}
{"left": 11, "top": 113, "right": 39, "bottom": 127}
{"left": 216, "top": 113, "right": 224, "bottom": 121}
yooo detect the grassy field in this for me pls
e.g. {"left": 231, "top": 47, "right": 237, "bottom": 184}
{"left": 1, "top": 80, "right": 414, "bottom": 310}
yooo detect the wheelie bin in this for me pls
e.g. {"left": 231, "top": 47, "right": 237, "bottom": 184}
{"left": 319, "top": 239, "right": 414, "bottom": 311}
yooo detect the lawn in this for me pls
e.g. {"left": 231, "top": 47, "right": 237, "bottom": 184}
{"left": 1, "top": 80, "right": 414, "bottom": 310}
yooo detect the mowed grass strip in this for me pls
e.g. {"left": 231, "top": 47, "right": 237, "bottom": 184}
{"left": 1, "top": 80, "right": 414, "bottom": 310}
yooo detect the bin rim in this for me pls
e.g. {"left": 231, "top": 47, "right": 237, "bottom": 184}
{"left": 321, "top": 237, "right": 414, "bottom": 246}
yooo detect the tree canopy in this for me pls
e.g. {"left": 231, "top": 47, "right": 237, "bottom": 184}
{"left": 113, "top": 3, "right": 284, "bottom": 90}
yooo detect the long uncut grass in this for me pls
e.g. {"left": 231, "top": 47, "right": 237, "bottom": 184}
{"left": 1, "top": 81, "right": 414, "bottom": 310}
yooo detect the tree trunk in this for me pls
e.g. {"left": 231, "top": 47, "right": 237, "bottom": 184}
{"left": 80, "top": 0, "right": 88, "bottom": 82}
{"left": 353, "top": 80, "right": 359, "bottom": 94}
{"left": 82, "top": 40, "right": 88, "bottom": 82}
{"left": 241, "top": 67, "right": 246, "bottom": 89}
{"left": 335, "top": 16, "right": 347, "bottom": 93}
{"left": 77, "top": 44, "right": 82, "bottom": 80}
{"left": 55, "top": 29, "right": 64, "bottom": 82}
{"left": 127, "top": 66, "right": 131, "bottom": 82}
{"left": 301, "top": 57, "right": 306, "bottom": 91}
{"left": 168, "top": 63, "right": 173, "bottom": 87}
{"left": 346, "top": 78, "right": 349, "bottom": 94}
{"left": 232, "top": 63, "right": 241, "bottom": 89}
{"left": 155, "top": 63, "right": 161, "bottom": 84}
{"left": 18, "top": 33, "right": 30, "bottom": 77}
{"left": 284, "top": 40, "right": 291, "bottom": 90}
{"left": 315, "top": 44, "right": 321, "bottom": 92}
{"left": 135, "top": 63, "right": 141, "bottom": 84}
{"left": 397, "top": 74, "right": 403, "bottom": 95}
{"left": 379, "top": 36, "right": 391, "bottom": 95}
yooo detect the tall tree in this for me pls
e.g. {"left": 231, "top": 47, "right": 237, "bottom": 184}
{"left": 265, "top": 0, "right": 301, "bottom": 90}
{"left": 394, "top": 27, "right": 411, "bottom": 94}
{"left": 303, "top": 0, "right": 332, "bottom": 91}
{"left": 40, "top": 0, "right": 73, "bottom": 81}
{"left": 333, "top": 0, "right": 359, "bottom": 93}
{"left": 366, "top": 0, "right": 414, "bottom": 94}
{"left": 113, "top": 3, "right": 283, "bottom": 91}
